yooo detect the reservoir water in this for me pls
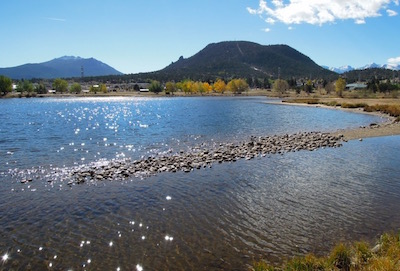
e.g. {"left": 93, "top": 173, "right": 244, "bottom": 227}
{"left": 0, "top": 96, "right": 399, "bottom": 270}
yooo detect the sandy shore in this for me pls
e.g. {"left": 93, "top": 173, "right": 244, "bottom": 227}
{"left": 267, "top": 100, "right": 400, "bottom": 141}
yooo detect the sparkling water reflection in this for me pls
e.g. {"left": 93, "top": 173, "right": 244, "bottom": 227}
{"left": 0, "top": 97, "right": 399, "bottom": 270}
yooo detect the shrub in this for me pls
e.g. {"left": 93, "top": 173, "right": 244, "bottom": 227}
{"left": 322, "top": 101, "right": 339, "bottom": 107}
{"left": 353, "top": 241, "right": 372, "bottom": 268}
{"left": 284, "top": 98, "right": 319, "bottom": 104}
{"left": 149, "top": 80, "right": 163, "bottom": 94}
{"left": 252, "top": 232, "right": 400, "bottom": 271}
{"left": 329, "top": 243, "right": 351, "bottom": 271}
{"left": 285, "top": 254, "right": 325, "bottom": 271}
{"left": 364, "top": 104, "right": 400, "bottom": 117}
{"left": 252, "top": 261, "right": 276, "bottom": 271}
{"left": 367, "top": 256, "right": 396, "bottom": 271}
{"left": 341, "top": 103, "right": 368, "bottom": 109}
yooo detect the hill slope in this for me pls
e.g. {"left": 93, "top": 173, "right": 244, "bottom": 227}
{"left": 154, "top": 41, "right": 336, "bottom": 81}
{"left": 0, "top": 56, "right": 123, "bottom": 79}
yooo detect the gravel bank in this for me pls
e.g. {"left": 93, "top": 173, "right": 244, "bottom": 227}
{"left": 70, "top": 131, "right": 343, "bottom": 184}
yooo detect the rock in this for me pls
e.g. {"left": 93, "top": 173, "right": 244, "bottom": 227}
{"left": 20, "top": 178, "right": 32, "bottom": 184}
{"left": 370, "top": 123, "right": 378, "bottom": 128}
{"left": 371, "top": 244, "right": 381, "bottom": 253}
{"left": 70, "top": 131, "right": 345, "bottom": 183}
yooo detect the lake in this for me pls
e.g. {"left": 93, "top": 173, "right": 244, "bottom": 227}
{"left": 0, "top": 96, "right": 399, "bottom": 270}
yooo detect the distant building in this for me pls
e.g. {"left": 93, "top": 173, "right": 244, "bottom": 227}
{"left": 140, "top": 88, "right": 149, "bottom": 92}
{"left": 346, "top": 83, "right": 367, "bottom": 90}
{"left": 48, "top": 89, "right": 56, "bottom": 94}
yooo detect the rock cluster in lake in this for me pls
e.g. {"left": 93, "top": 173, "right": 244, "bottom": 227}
{"left": 70, "top": 132, "right": 344, "bottom": 184}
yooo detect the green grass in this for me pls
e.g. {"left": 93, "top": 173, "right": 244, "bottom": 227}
{"left": 252, "top": 232, "right": 400, "bottom": 271}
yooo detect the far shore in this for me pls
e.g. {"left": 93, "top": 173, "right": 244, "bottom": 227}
{"left": 272, "top": 98, "right": 400, "bottom": 140}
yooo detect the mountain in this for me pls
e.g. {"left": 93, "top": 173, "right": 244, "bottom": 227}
{"left": 147, "top": 41, "right": 336, "bottom": 81}
{"left": 322, "top": 65, "right": 354, "bottom": 74}
{"left": 0, "top": 56, "right": 123, "bottom": 79}
{"left": 382, "top": 63, "right": 400, "bottom": 70}
{"left": 359, "top": 63, "right": 381, "bottom": 70}
{"left": 325, "top": 63, "right": 400, "bottom": 74}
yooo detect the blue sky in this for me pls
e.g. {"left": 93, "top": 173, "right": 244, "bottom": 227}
{"left": 1, "top": 0, "right": 399, "bottom": 74}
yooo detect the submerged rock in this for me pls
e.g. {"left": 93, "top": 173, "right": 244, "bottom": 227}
{"left": 71, "top": 131, "right": 344, "bottom": 184}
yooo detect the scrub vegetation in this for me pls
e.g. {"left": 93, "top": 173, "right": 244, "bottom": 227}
{"left": 252, "top": 232, "right": 400, "bottom": 271}
{"left": 284, "top": 98, "right": 400, "bottom": 121}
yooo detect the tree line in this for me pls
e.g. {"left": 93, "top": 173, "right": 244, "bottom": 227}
{"left": 0, "top": 76, "right": 111, "bottom": 96}
{"left": 150, "top": 78, "right": 249, "bottom": 94}
{"left": 1, "top": 74, "right": 399, "bottom": 97}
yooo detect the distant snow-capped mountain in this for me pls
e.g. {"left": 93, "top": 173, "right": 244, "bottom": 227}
{"left": 324, "top": 63, "right": 400, "bottom": 74}
{"left": 359, "top": 63, "right": 381, "bottom": 70}
{"left": 322, "top": 65, "right": 354, "bottom": 74}
{"left": 382, "top": 63, "right": 400, "bottom": 70}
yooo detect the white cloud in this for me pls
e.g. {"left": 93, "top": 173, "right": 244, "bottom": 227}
{"left": 265, "top": 17, "right": 276, "bottom": 24}
{"left": 247, "top": 0, "right": 398, "bottom": 26}
{"left": 355, "top": 19, "right": 366, "bottom": 24}
{"left": 388, "top": 56, "right": 400, "bottom": 65}
{"left": 247, "top": 7, "right": 258, "bottom": 15}
{"left": 263, "top": 28, "right": 271, "bottom": 32}
{"left": 387, "top": 9, "right": 398, "bottom": 16}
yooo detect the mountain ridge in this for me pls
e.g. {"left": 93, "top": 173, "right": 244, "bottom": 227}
{"left": 0, "top": 56, "right": 123, "bottom": 79}
{"left": 150, "top": 41, "right": 337, "bottom": 81}
{"left": 324, "top": 63, "right": 400, "bottom": 74}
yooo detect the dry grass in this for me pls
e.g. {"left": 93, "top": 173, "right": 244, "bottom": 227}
{"left": 251, "top": 232, "right": 400, "bottom": 271}
{"left": 282, "top": 97, "right": 400, "bottom": 121}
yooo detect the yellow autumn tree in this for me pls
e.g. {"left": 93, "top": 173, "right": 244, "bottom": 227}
{"left": 181, "top": 80, "right": 194, "bottom": 94}
{"left": 272, "top": 79, "right": 289, "bottom": 94}
{"left": 165, "top": 81, "right": 177, "bottom": 94}
{"left": 99, "top": 84, "right": 107, "bottom": 93}
{"left": 213, "top": 79, "right": 226, "bottom": 94}
{"left": 335, "top": 77, "right": 346, "bottom": 97}
{"left": 202, "top": 82, "right": 212, "bottom": 93}
{"left": 227, "top": 79, "right": 249, "bottom": 94}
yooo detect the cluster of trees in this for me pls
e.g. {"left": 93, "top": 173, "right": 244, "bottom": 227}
{"left": 51, "top": 78, "right": 85, "bottom": 94}
{"left": 0, "top": 75, "right": 48, "bottom": 96}
{"left": 150, "top": 78, "right": 249, "bottom": 95}
{"left": 0, "top": 76, "right": 87, "bottom": 96}
{"left": 246, "top": 77, "right": 271, "bottom": 89}
{"left": 344, "top": 68, "right": 400, "bottom": 83}
{"left": 367, "top": 78, "right": 399, "bottom": 93}
{"left": 272, "top": 75, "right": 400, "bottom": 97}
{"left": 0, "top": 75, "right": 13, "bottom": 95}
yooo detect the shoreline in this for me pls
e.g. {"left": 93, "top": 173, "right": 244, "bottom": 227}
{"left": 267, "top": 100, "right": 400, "bottom": 140}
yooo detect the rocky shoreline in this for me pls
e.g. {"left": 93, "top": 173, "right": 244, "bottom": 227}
{"left": 70, "top": 131, "right": 344, "bottom": 184}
